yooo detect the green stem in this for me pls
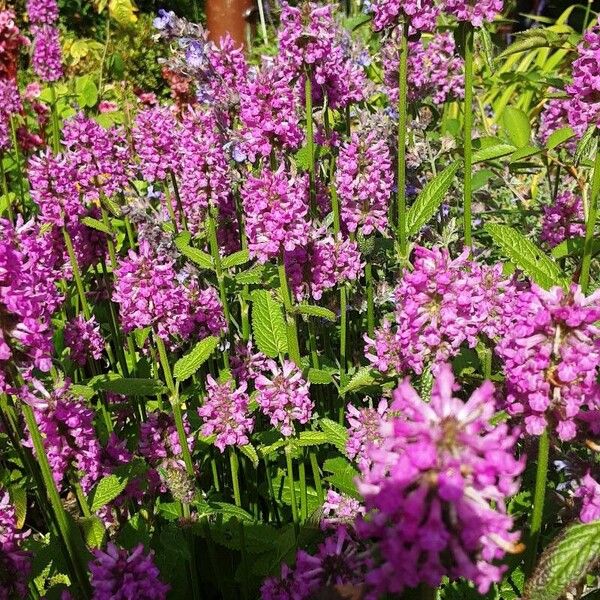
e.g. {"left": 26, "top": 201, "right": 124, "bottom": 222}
{"left": 309, "top": 451, "right": 324, "bottom": 504}
{"left": 307, "top": 319, "right": 320, "bottom": 369}
{"left": 285, "top": 444, "right": 299, "bottom": 525}
{"left": 305, "top": 73, "right": 316, "bottom": 217}
{"left": 278, "top": 255, "right": 302, "bottom": 366}
{"left": 211, "top": 456, "right": 221, "bottom": 492}
{"left": 49, "top": 84, "right": 61, "bottom": 153}
{"left": 365, "top": 263, "right": 374, "bottom": 338}
{"left": 22, "top": 404, "right": 91, "bottom": 598}
{"left": 257, "top": 0, "right": 268, "bottom": 45}
{"left": 207, "top": 206, "right": 231, "bottom": 369}
{"left": 62, "top": 227, "right": 92, "bottom": 320}
{"left": 0, "top": 153, "right": 14, "bottom": 221}
{"left": 463, "top": 23, "right": 475, "bottom": 249}
{"left": 396, "top": 19, "right": 409, "bottom": 254}
{"left": 100, "top": 203, "right": 118, "bottom": 269}
{"left": 583, "top": 0, "right": 593, "bottom": 31}
{"left": 264, "top": 458, "right": 280, "bottom": 524}
{"left": 163, "top": 181, "right": 179, "bottom": 234}
{"left": 298, "top": 456, "right": 308, "bottom": 522}
{"left": 155, "top": 335, "right": 195, "bottom": 477}
{"left": 169, "top": 171, "right": 188, "bottom": 231}
{"left": 580, "top": 146, "right": 600, "bottom": 293}
{"left": 229, "top": 447, "right": 242, "bottom": 508}
{"left": 9, "top": 116, "right": 25, "bottom": 209}
{"left": 527, "top": 428, "right": 550, "bottom": 575}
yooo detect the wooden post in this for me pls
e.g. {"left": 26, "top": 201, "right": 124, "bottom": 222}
{"left": 206, "top": 0, "right": 256, "bottom": 50}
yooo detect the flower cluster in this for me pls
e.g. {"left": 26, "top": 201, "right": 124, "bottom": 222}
{"left": 230, "top": 341, "right": 269, "bottom": 385}
{"left": 255, "top": 360, "right": 313, "bottom": 436}
{"left": 444, "top": 0, "right": 504, "bottom": 26}
{"left": 541, "top": 191, "right": 585, "bottom": 248}
{"left": 346, "top": 400, "right": 389, "bottom": 470}
{"left": 89, "top": 543, "right": 169, "bottom": 600}
{"left": 26, "top": 0, "right": 59, "bottom": 24}
{"left": 336, "top": 131, "right": 393, "bottom": 237}
{"left": 0, "top": 10, "right": 27, "bottom": 82}
{"left": 199, "top": 376, "right": 254, "bottom": 452}
{"left": 369, "top": 0, "right": 440, "bottom": 31}
{"left": 575, "top": 473, "right": 600, "bottom": 523}
{"left": 31, "top": 24, "right": 63, "bottom": 82}
{"left": 538, "top": 96, "right": 575, "bottom": 148}
{"left": 357, "top": 366, "right": 523, "bottom": 595}
{"left": 496, "top": 284, "right": 600, "bottom": 440}
{"left": 242, "top": 166, "right": 310, "bottom": 264}
{"left": 321, "top": 490, "right": 365, "bottom": 530}
{"left": 64, "top": 315, "right": 104, "bottom": 366}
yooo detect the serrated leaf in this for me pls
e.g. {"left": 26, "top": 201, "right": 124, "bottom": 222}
{"left": 239, "top": 443, "right": 259, "bottom": 468}
{"left": 196, "top": 500, "right": 255, "bottom": 522}
{"left": 173, "top": 336, "right": 219, "bottom": 382}
{"left": 323, "top": 457, "right": 360, "bottom": 499}
{"left": 406, "top": 161, "right": 460, "bottom": 236}
{"left": 75, "top": 76, "right": 98, "bottom": 108}
{"left": 258, "top": 438, "right": 286, "bottom": 458}
{"left": 575, "top": 125, "right": 598, "bottom": 165}
{"left": 319, "top": 418, "right": 348, "bottom": 454}
{"left": 307, "top": 368, "right": 334, "bottom": 385}
{"left": 485, "top": 223, "right": 565, "bottom": 289}
{"left": 294, "top": 431, "right": 329, "bottom": 447}
{"left": 502, "top": 106, "right": 531, "bottom": 148}
{"left": 81, "top": 516, "right": 105, "bottom": 548}
{"left": 81, "top": 216, "right": 111, "bottom": 234}
{"left": 87, "top": 374, "right": 166, "bottom": 396}
{"left": 340, "top": 367, "right": 376, "bottom": 396}
{"left": 88, "top": 474, "right": 128, "bottom": 512}
{"left": 473, "top": 143, "right": 517, "bottom": 164}
{"left": 546, "top": 126, "right": 574, "bottom": 150}
{"left": 235, "top": 263, "right": 266, "bottom": 285}
{"left": 9, "top": 487, "right": 26, "bottom": 529}
{"left": 69, "top": 384, "right": 96, "bottom": 400}
{"left": 478, "top": 26, "right": 495, "bottom": 71}
{"left": 510, "top": 145, "right": 540, "bottom": 162}
{"left": 222, "top": 249, "right": 250, "bottom": 269}
{"left": 497, "top": 29, "right": 569, "bottom": 58}
{"left": 157, "top": 502, "right": 181, "bottom": 521}
{"left": 552, "top": 237, "right": 600, "bottom": 259}
{"left": 295, "top": 305, "right": 337, "bottom": 322}
{"left": 174, "top": 232, "right": 213, "bottom": 270}
{"left": 524, "top": 521, "right": 600, "bottom": 600}
{"left": 251, "top": 290, "right": 288, "bottom": 358}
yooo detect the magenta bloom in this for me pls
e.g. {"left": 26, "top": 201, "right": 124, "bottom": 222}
{"left": 383, "top": 32, "right": 464, "bottom": 105}
{"left": 357, "top": 365, "right": 523, "bottom": 595}
{"left": 255, "top": 360, "right": 313, "bottom": 436}
{"left": 541, "top": 191, "right": 585, "bottom": 248}
{"left": 0, "top": 492, "right": 32, "bottom": 600}
{"left": 538, "top": 96, "right": 576, "bottom": 149}
{"left": 89, "top": 543, "right": 169, "bottom": 600}
{"left": 26, "top": 0, "right": 59, "bottom": 24}
{"left": 321, "top": 490, "right": 364, "bottom": 530}
{"left": 242, "top": 166, "right": 310, "bottom": 264}
{"left": 575, "top": 473, "right": 600, "bottom": 523}
{"left": 346, "top": 399, "right": 389, "bottom": 471}
{"left": 369, "top": 0, "right": 439, "bottom": 31}
{"left": 336, "top": 132, "right": 393, "bottom": 237}
{"left": 64, "top": 315, "right": 104, "bottom": 366}
{"left": 31, "top": 25, "right": 63, "bottom": 81}
{"left": 28, "top": 149, "right": 82, "bottom": 226}
{"left": 496, "top": 284, "right": 600, "bottom": 440}
{"left": 132, "top": 106, "right": 181, "bottom": 182}
{"left": 444, "top": 0, "right": 503, "bottom": 26}
{"left": 230, "top": 340, "right": 269, "bottom": 384}
{"left": 0, "top": 79, "right": 22, "bottom": 151}
{"left": 23, "top": 381, "right": 102, "bottom": 493}
{"left": 199, "top": 375, "right": 254, "bottom": 452}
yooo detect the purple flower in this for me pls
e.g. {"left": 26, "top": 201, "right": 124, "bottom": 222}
{"left": 89, "top": 543, "right": 169, "bottom": 600}
{"left": 198, "top": 375, "right": 254, "bottom": 452}
{"left": 357, "top": 365, "right": 524, "bottom": 595}
{"left": 575, "top": 473, "right": 600, "bottom": 523}
{"left": 346, "top": 399, "right": 389, "bottom": 470}
{"left": 321, "top": 490, "right": 365, "bottom": 530}
{"left": 496, "top": 284, "right": 600, "bottom": 440}
{"left": 26, "top": 0, "right": 59, "bottom": 24}
{"left": 541, "top": 191, "right": 585, "bottom": 248}
{"left": 336, "top": 132, "right": 393, "bottom": 237}
{"left": 22, "top": 381, "right": 103, "bottom": 493}
{"left": 242, "top": 166, "right": 310, "bottom": 264}
{"left": 139, "top": 410, "right": 193, "bottom": 467}
{"left": 31, "top": 25, "right": 63, "bottom": 82}
{"left": 538, "top": 95, "right": 576, "bottom": 149}
{"left": 132, "top": 106, "right": 180, "bottom": 182}
{"left": 0, "top": 79, "right": 21, "bottom": 151}
{"left": 64, "top": 315, "right": 104, "bottom": 366}
{"left": 369, "top": 0, "right": 439, "bottom": 31}
{"left": 444, "top": 0, "right": 503, "bottom": 26}
{"left": 255, "top": 360, "right": 313, "bottom": 436}
{"left": 230, "top": 340, "right": 270, "bottom": 384}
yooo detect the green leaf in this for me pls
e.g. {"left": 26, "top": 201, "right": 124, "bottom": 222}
{"left": 307, "top": 368, "right": 334, "bottom": 385}
{"left": 340, "top": 367, "right": 377, "bottom": 396}
{"left": 87, "top": 374, "right": 167, "bottom": 396}
{"left": 472, "top": 143, "right": 517, "bottom": 164}
{"left": 174, "top": 232, "right": 213, "bottom": 270}
{"left": 239, "top": 443, "right": 259, "bottom": 468}
{"left": 575, "top": 125, "right": 598, "bottom": 165}
{"left": 157, "top": 502, "right": 181, "bottom": 521}
{"left": 478, "top": 27, "right": 495, "bottom": 71}
{"left": 196, "top": 500, "right": 255, "bottom": 522}
{"left": 81, "top": 216, "right": 112, "bottom": 234}
{"left": 81, "top": 516, "right": 105, "bottom": 548}
{"left": 510, "top": 145, "right": 540, "bottom": 162}
{"left": 323, "top": 457, "right": 360, "bottom": 499}
{"left": 485, "top": 223, "right": 565, "bottom": 289}
{"left": 235, "top": 263, "right": 266, "bottom": 285}
{"left": 222, "top": 249, "right": 250, "bottom": 269}
{"left": 472, "top": 169, "right": 494, "bottom": 191}
{"left": 319, "top": 418, "right": 348, "bottom": 454}
{"left": 75, "top": 76, "right": 98, "bottom": 108}
{"left": 295, "top": 305, "right": 337, "bottom": 322}
{"left": 69, "top": 384, "right": 96, "bottom": 400}
{"left": 524, "top": 521, "right": 600, "bottom": 600}
{"left": 294, "top": 431, "right": 329, "bottom": 447}
{"left": 173, "top": 336, "right": 219, "bottom": 382}
{"left": 88, "top": 474, "right": 128, "bottom": 512}
{"left": 251, "top": 290, "right": 288, "bottom": 358}
{"left": 502, "top": 106, "right": 531, "bottom": 148}
{"left": 406, "top": 162, "right": 460, "bottom": 237}
{"left": 9, "top": 487, "right": 26, "bottom": 529}
{"left": 546, "top": 126, "right": 574, "bottom": 150}
{"left": 552, "top": 237, "right": 600, "bottom": 259}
